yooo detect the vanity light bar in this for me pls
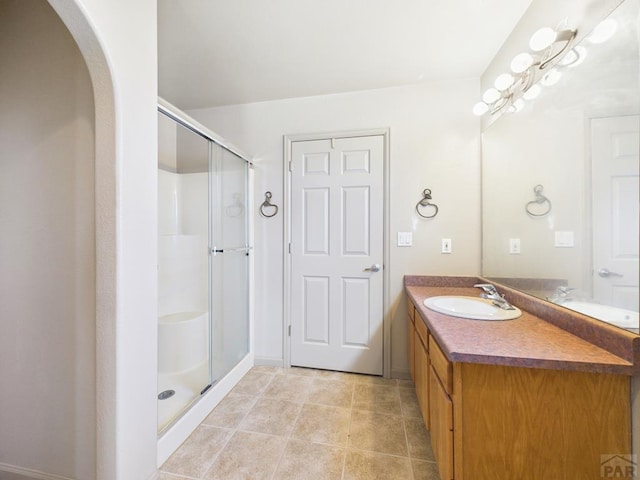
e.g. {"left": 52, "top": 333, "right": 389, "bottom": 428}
{"left": 474, "top": 17, "right": 619, "bottom": 117}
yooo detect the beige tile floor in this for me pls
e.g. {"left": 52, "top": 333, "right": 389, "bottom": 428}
{"left": 160, "top": 366, "right": 441, "bottom": 480}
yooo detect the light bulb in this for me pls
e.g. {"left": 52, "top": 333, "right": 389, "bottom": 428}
{"left": 472, "top": 102, "right": 489, "bottom": 116}
{"left": 541, "top": 68, "right": 562, "bottom": 86}
{"left": 494, "top": 73, "right": 515, "bottom": 91}
{"left": 529, "top": 27, "right": 557, "bottom": 51}
{"left": 511, "top": 53, "right": 534, "bottom": 74}
{"left": 523, "top": 84, "right": 541, "bottom": 100}
{"left": 482, "top": 88, "right": 501, "bottom": 104}
{"left": 588, "top": 18, "right": 618, "bottom": 44}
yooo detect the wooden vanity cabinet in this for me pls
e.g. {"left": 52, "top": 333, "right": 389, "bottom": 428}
{"left": 407, "top": 296, "right": 632, "bottom": 480}
{"left": 407, "top": 297, "right": 430, "bottom": 428}
{"left": 407, "top": 297, "right": 415, "bottom": 381}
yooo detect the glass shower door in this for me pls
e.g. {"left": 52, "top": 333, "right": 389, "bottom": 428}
{"left": 209, "top": 144, "right": 250, "bottom": 381}
{"left": 157, "top": 113, "right": 212, "bottom": 432}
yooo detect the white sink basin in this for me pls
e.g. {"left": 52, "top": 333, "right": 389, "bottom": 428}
{"left": 424, "top": 296, "right": 522, "bottom": 321}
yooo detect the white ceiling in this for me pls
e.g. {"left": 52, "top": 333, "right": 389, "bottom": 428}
{"left": 158, "top": 0, "right": 532, "bottom": 110}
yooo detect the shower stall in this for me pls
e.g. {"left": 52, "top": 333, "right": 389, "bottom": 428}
{"left": 156, "top": 99, "right": 252, "bottom": 454}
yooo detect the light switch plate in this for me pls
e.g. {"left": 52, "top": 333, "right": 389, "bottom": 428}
{"left": 509, "top": 238, "right": 521, "bottom": 254}
{"left": 554, "top": 231, "right": 574, "bottom": 248}
{"left": 397, "top": 232, "right": 413, "bottom": 247}
{"left": 441, "top": 238, "right": 452, "bottom": 254}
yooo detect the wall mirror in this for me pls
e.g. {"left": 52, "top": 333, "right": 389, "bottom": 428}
{"left": 481, "top": 0, "right": 639, "bottom": 333}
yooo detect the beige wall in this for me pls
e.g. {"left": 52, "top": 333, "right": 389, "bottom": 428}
{"left": 0, "top": 1, "right": 96, "bottom": 478}
{"left": 189, "top": 78, "right": 482, "bottom": 377}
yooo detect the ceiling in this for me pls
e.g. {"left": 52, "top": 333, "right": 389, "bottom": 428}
{"left": 158, "top": 0, "right": 532, "bottom": 110}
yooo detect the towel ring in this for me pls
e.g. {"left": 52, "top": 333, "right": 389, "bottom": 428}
{"left": 416, "top": 188, "right": 439, "bottom": 219}
{"left": 525, "top": 184, "right": 552, "bottom": 217}
{"left": 259, "top": 191, "right": 278, "bottom": 218}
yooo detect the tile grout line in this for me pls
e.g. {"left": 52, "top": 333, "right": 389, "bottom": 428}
{"left": 340, "top": 380, "right": 357, "bottom": 480}
{"left": 269, "top": 369, "right": 317, "bottom": 480}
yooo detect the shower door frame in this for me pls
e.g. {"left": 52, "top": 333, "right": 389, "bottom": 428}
{"left": 156, "top": 97, "right": 254, "bottom": 465}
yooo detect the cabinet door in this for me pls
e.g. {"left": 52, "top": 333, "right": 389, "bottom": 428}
{"left": 415, "top": 332, "right": 429, "bottom": 429}
{"left": 430, "top": 365, "right": 453, "bottom": 480}
{"left": 407, "top": 317, "right": 415, "bottom": 381}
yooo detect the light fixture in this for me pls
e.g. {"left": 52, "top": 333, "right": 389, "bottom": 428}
{"left": 529, "top": 27, "right": 557, "bottom": 51}
{"left": 511, "top": 53, "right": 534, "bottom": 73}
{"left": 473, "top": 102, "right": 489, "bottom": 116}
{"left": 494, "top": 73, "right": 515, "bottom": 91}
{"left": 473, "top": 21, "right": 578, "bottom": 117}
{"left": 482, "top": 88, "right": 502, "bottom": 104}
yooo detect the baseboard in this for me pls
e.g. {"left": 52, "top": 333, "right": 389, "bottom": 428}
{"left": 253, "top": 356, "right": 284, "bottom": 367}
{"left": 0, "top": 463, "right": 75, "bottom": 480}
{"left": 391, "top": 369, "right": 411, "bottom": 380}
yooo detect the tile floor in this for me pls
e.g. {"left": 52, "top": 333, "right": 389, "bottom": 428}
{"left": 159, "top": 366, "right": 441, "bottom": 480}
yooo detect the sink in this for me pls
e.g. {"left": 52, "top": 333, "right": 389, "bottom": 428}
{"left": 424, "top": 296, "right": 522, "bottom": 321}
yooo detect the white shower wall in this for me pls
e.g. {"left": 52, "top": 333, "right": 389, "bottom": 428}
{"left": 158, "top": 170, "right": 209, "bottom": 318}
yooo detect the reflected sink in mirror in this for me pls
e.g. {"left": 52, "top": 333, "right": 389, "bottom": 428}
{"left": 557, "top": 301, "right": 639, "bottom": 332}
{"left": 424, "top": 296, "right": 522, "bottom": 321}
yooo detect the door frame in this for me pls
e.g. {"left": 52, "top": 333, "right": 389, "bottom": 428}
{"left": 283, "top": 128, "right": 391, "bottom": 377}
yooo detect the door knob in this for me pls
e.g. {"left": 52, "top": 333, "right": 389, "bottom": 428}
{"left": 364, "top": 264, "right": 381, "bottom": 272}
{"left": 597, "top": 268, "right": 623, "bottom": 278}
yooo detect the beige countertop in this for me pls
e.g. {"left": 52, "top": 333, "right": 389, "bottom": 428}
{"left": 405, "top": 278, "right": 638, "bottom": 376}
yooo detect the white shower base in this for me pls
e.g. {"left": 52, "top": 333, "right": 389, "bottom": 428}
{"left": 157, "top": 360, "right": 210, "bottom": 432}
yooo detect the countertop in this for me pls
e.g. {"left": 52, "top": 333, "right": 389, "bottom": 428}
{"left": 405, "top": 277, "right": 639, "bottom": 375}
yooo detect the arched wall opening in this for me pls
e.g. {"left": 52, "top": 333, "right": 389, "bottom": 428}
{"left": 1, "top": 0, "right": 120, "bottom": 478}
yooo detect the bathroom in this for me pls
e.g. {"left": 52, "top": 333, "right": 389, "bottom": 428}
{"left": 0, "top": 0, "right": 638, "bottom": 478}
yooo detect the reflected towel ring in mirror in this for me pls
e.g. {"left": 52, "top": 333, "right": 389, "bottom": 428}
{"left": 416, "top": 188, "right": 439, "bottom": 219}
{"left": 259, "top": 191, "right": 278, "bottom": 218}
{"left": 525, "top": 184, "right": 552, "bottom": 216}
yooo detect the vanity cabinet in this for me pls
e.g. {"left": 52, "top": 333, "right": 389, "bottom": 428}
{"left": 407, "top": 295, "right": 632, "bottom": 480}
{"left": 407, "top": 297, "right": 415, "bottom": 381}
{"left": 408, "top": 298, "right": 429, "bottom": 429}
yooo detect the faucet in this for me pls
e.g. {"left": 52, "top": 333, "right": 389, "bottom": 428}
{"left": 547, "top": 286, "right": 576, "bottom": 304}
{"left": 474, "top": 283, "right": 516, "bottom": 310}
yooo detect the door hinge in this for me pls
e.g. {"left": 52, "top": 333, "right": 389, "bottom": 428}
{"left": 288, "top": 325, "right": 291, "bottom": 336}
{"left": 288, "top": 242, "right": 291, "bottom": 254}
{"left": 288, "top": 160, "right": 292, "bottom": 172}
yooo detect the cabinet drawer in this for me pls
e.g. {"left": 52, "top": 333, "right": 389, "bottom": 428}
{"left": 415, "top": 315, "right": 429, "bottom": 348}
{"left": 429, "top": 365, "right": 453, "bottom": 480}
{"left": 406, "top": 296, "right": 415, "bottom": 324}
{"left": 429, "top": 335, "right": 452, "bottom": 394}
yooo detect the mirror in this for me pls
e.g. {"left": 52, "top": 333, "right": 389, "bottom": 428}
{"left": 481, "top": 0, "right": 639, "bottom": 333}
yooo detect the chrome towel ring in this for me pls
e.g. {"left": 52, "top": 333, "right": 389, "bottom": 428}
{"left": 416, "top": 188, "right": 439, "bottom": 219}
{"left": 259, "top": 191, "right": 278, "bottom": 218}
{"left": 525, "top": 184, "right": 552, "bottom": 217}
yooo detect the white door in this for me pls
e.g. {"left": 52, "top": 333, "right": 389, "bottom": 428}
{"left": 289, "top": 135, "right": 384, "bottom": 375}
{"left": 591, "top": 115, "right": 639, "bottom": 311}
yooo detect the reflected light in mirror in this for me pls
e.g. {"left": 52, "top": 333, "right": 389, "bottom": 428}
{"left": 588, "top": 18, "right": 618, "bottom": 43}
{"left": 523, "top": 84, "right": 541, "bottom": 100}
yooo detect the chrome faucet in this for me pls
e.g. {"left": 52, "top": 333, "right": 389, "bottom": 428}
{"left": 474, "top": 283, "right": 516, "bottom": 310}
{"left": 547, "top": 286, "right": 576, "bottom": 304}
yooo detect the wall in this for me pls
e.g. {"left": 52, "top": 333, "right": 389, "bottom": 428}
{"left": 0, "top": 2, "right": 96, "bottom": 478}
{"left": 189, "top": 79, "right": 481, "bottom": 377}
{"left": 44, "top": 0, "right": 158, "bottom": 478}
